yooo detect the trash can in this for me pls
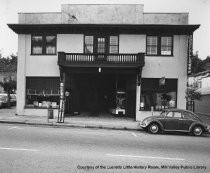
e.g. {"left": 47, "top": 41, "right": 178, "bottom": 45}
{"left": 48, "top": 109, "right": 54, "bottom": 119}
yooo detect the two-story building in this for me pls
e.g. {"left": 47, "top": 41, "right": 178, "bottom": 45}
{"left": 8, "top": 4, "right": 199, "bottom": 121}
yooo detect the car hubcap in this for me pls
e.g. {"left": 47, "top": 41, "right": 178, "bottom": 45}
{"left": 194, "top": 127, "right": 202, "bottom": 135}
{"left": 150, "top": 125, "right": 158, "bottom": 133}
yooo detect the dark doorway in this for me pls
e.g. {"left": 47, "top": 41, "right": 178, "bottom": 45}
{"left": 65, "top": 73, "right": 136, "bottom": 119}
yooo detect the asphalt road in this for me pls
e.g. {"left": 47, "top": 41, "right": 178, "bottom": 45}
{"left": 0, "top": 124, "right": 209, "bottom": 173}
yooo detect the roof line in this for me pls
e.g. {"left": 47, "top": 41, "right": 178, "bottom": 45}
{"left": 18, "top": 12, "right": 61, "bottom": 14}
{"left": 144, "top": 12, "right": 189, "bottom": 14}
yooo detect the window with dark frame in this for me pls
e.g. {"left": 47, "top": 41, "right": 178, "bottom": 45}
{"left": 26, "top": 77, "right": 60, "bottom": 108}
{"left": 31, "top": 35, "right": 56, "bottom": 55}
{"left": 31, "top": 36, "right": 43, "bottom": 55}
{"left": 84, "top": 35, "right": 119, "bottom": 54}
{"left": 140, "top": 78, "right": 177, "bottom": 111}
{"left": 84, "top": 36, "right": 94, "bottom": 53}
{"left": 161, "top": 36, "right": 172, "bottom": 55}
{"left": 146, "top": 36, "right": 173, "bottom": 56}
{"left": 146, "top": 36, "right": 158, "bottom": 55}
{"left": 109, "top": 36, "right": 119, "bottom": 54}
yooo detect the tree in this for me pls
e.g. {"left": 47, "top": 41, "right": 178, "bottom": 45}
{"left": 191, "top": 52, "right": 205, "bottom": 74}
{"left": 201, "top": 56, "right": 210, "bottom": 70}
{"left": 0, "top": 76, "right": 16, "bottom": 108}
{"left": 186, "top": 87, "right": 201, "bottom": 101}
{"left": 185, "top": 87, "right": 201, "bottom": 112}
{"left": 0, "top": 54, "right": 17, "bottom": 72}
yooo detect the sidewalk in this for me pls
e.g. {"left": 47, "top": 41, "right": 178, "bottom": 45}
{"left": 0, "top": 107, "right": 210, "bottom": 131}
{"left": 0, "top": 107, "right": 141, "bottom": 131}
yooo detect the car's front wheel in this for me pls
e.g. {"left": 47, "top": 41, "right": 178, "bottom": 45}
{"left": 148, "top": 123, "right": 159, "bottom": 134}
{"left": 192, "top": 126, "right": 203, "bottom": 136}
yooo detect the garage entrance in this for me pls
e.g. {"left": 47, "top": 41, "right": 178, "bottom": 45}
{"left": 65, "top": 73, "right": 136, "bottom": 119}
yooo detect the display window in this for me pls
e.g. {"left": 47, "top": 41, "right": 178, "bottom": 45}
{"left": 140, "top": 78, "right": 177, "bottom": 111}
{"left": 25, "top": 77, "right": 60, "bottom": 109}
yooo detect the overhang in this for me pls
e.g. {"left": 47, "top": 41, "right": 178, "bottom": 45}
{"left": 8, "top": 24, "right": 200, "bottom": 35}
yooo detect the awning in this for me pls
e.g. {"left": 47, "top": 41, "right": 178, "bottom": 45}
{"left": 8, "top": 23, "right": 200, "bottom": 35}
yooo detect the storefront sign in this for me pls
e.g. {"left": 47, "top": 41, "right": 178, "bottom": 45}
{"left": 187, "top": 35, "right": 193, "bottom": 75}
{"left": 60, "top": 82, "right": 64, "bottom": 99}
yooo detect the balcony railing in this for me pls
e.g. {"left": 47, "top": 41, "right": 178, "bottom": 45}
{"left": 58, "top": 52, "right": 145, "bottom": 67}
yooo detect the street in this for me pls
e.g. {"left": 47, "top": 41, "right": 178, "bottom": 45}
{"left": 0, "top": 124, "right": 209, "bottom": 173}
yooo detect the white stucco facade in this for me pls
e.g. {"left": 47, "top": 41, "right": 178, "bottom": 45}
{"left": 12, "top": 4, "right": 198, "bottom": 119}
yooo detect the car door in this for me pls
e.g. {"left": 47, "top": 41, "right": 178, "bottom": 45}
{"left": 163, "top": 111, "right": 182, "bottom": 131}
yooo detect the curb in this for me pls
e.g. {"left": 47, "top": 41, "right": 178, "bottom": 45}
{"left": 0, "top": 120, "right": 143, "bottom": 131}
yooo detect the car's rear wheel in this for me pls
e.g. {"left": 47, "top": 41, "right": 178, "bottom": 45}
{"left": 192, "top": 126, "right": 203, "bottom": 136}
{"left": 148, "top": 123, "right": 159, "bottom": 134}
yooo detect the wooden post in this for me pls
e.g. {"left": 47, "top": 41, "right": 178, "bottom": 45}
{"left": 57, "top": 67, "right": 65, "bottom": 123}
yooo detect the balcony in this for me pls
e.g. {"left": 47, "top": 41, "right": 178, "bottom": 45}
{"left": 58, "top": 52, "right": 145, "bottom": 68}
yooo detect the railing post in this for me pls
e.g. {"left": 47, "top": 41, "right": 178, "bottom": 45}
{"left": 58, "top": 52, "right": 66, "bottom": 64}
{"left": 137, "top": 52, "right": 145, "bottom": 65}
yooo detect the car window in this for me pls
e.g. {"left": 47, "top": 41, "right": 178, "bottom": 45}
{"left": 182, "top": 111, "right": 197, "bottom": 120}
{"left": 173, "top": 112, "right": 182, "bottom": 118}
{"left": 166, "top": 111, "right": 173, "bottom": 118}
{"left": 160, "top": 110, "right": 166, "bottom": 117}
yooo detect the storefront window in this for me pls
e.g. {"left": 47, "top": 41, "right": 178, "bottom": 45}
{"left": 26, "top": 77, "right": 60, "bottom": 109}
{"left": 140, "top": 78, "right": 177, "bottom": 111}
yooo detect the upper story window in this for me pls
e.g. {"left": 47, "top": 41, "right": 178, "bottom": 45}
{"left": 84, "top": 36, "right": 94, "bottom": 53}
{"left": 31, "top": 35, "right": 56, "bottom": 55}
{"left": 109, "top": 36, "right": 119, "bottom": 54}
{"left": 84, "top": 35, "right": 119, "bottom": 54}
{"left": 146, "top": 36, "right": 173, "bottom": 56}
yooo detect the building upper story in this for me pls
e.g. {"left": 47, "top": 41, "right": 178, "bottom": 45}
{"left": 17, "top": 4, "right": 189, "bottom": 25}
{"left": 8, "top": 4, "right": 199, "bottom": 78}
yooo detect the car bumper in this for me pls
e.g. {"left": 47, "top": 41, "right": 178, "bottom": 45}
{"left": 139, "top": 122, "right": 147, "bottom": 128}
{"left": 205, "top": 126, "right": 210, "bottom": 134}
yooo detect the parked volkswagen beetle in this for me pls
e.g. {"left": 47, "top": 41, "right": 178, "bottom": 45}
{"left": 140, "top": 109, "right": 210, "bottom": 136}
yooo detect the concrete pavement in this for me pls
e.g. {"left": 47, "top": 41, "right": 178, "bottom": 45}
{"left": 0, "top": 107, "right": 141, "bottom": 131}
{"left": 0, "top": 107, "right": 210, "bottom": 131}
{"left": 0, "top": 124, "right": 209, "bottom": 173}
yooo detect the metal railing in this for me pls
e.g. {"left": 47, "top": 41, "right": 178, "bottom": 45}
{"left": 58, "top": 52, "right": 145, "bottom": 67}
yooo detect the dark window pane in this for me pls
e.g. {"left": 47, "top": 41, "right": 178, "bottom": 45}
{"left": 26, "top": 77, "right": 60, "bottom": 108}
{"left": 32, "top": 36, "right": 42, "bottom": 43}
{"left": 46, "top": 36, "right": 56, "bottom": 43}
{"left": 85, "top": 36, "right": 94, "bottom": 53}
{"left": 109, "top": 36, "right": 119, "bottom": 54}
{"left": 110, "top": 36, "right": 118, "bottom": 45}
{"left": 31, "top": 35, "right": 56, "bottom": 55}
{"left": 140, "top": 78, "right": 177, "bottom": 111}
{"left": 85, "top": 45, "right": 93, "bottom": 53}
{"left": 147, "top": 36, "right": 158, "bottom": 55}
{"left": 161, "top": 37, "right": 172, "bottom": 55}
{"left": 46, "top": 36, "right": 56, "bottom": 54}
{"left": 32, "top": 46, "right": 42, "bottom": 54}
{"left": 97, "top": 38, "right": 105, "bottom": 53}
{"left": 109, "top": 46, "right": 118, "bottom": 53}
{"left": 85, "top": 36, "right": 93, "bottom": 44}
{"left": 32, "top": 36, "right": 43, "bottom": 54}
